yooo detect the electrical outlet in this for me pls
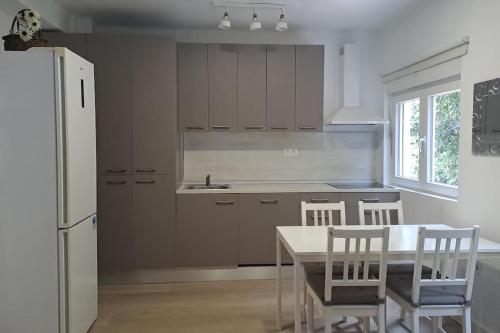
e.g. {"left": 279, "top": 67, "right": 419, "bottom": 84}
{"left": 283, "top": 148, "right": 298, "bottom": 157}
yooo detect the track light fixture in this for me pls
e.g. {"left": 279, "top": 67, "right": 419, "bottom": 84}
{"left": 218, "top": 9, "right": 231, "bottom": 30}
{"left": 249, "top": 10, "right": 262, "bottom": 31}
{"left": 275, "top": 9, "right": 288, "bottom": 32}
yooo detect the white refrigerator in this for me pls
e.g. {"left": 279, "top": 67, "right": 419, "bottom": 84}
{"left": 0, "top": 48, "right": 98, "bottom": 333}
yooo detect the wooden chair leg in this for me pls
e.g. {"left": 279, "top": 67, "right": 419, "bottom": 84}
{"left": 410, "top": 309, "right": 420, "bottom": 333}
{"left": 378, "top": 304, "right": 386, "bottom": 333}
{"left": 363, "top": 316, "right": 370, "bottom": 333}
{"left": 463, "top": 307, "right": 471, "bottom": 333}
{"left": 306, "top": 293, "right": 314, "bottom": 333}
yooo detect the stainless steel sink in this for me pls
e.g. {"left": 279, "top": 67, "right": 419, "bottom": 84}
{"left": 185, "top": 184, "right": 231, "bottom": 190}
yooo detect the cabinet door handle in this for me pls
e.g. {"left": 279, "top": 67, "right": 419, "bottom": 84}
{"left": 107, "top": 180, "right": 127, "bottom": 185}
{"left": 136, "top": 169, "right": 156, "bottom": 173}
{"left": 362, "top": 198, "right": 380, "bottom": 203}
{"left": 212, "top": 125, "right": 230, "bottom": 130}
{"left": 299, "top": 126, "right": 317, "bottom": 130}
{"left": 135, "top": 180, "right": 157, "bottom": 184}
{"left": 106, "top": 169, "right": 127, "bottom": 173}
{"left": 311, "top": 198, "right": 329, "bottom": 203}
{"left": 260, "top": 199, "right": 279, "bottom": 204}
{"left": 270, "top": 127, "right": 288, "bottom": 130}
{"left": 493, "top": 128, "right": 500, "bottom": 133}
{"left": 186, "top": 126, "right": 204, "bottom": 130}
{"left": 216, "top": 200, "right": 235, "bottom": 205}
{"left": 244, "top": 126, "right": 263, "bottom": 130}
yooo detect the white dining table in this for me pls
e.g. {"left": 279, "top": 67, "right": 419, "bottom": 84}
{"left": 276, "top": 224, "right": 500, "bottom": 333}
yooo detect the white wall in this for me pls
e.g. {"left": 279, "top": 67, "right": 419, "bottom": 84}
{"left": 378, "top": 0, "right": 500, "bottom": 243}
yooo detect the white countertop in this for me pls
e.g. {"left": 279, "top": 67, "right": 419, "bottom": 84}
{"left": 176, "top": 182, "right": 400, "bottom": 194}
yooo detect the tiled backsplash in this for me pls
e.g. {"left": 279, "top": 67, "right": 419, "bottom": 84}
{"left": 183, "top": 132, "right": 379, "bottom": 182}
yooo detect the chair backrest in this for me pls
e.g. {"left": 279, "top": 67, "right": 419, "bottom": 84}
{"left": 411, "top": 226, "right": 480, "bottom": 304}
{"left": 358, "top": 200, "right": 404, "bottom": 226}
{"left": 301, "top": 201, "right": 346, "bottom": 226}
{"left": 324, "top": 226, "right": 390, "bottom": 302}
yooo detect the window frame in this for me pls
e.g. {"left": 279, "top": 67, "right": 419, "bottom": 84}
{"left": 391, "top": 80, "right": 461, "bottom": 198}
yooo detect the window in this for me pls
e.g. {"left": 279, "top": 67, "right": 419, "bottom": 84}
{"left": 392, "top": 81, "right": 461, "bottom": 197}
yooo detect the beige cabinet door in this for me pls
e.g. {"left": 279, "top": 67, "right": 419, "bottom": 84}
{"left": 178, "top": 43, "right": 209, "bottom": 131}
{"left": 87, "top": 35, "right": 132, "bottom": 175}
{"left": 132, "top": 175, "right": 176, "bottom": 269}
{"left": 296, "top": 45, "right": 324, "bottom": 132}
{"left": 44, "top": 32, "right": 87, "bottom": 58}
{"left": 97, "top": 176, "right": 133, "bottom": 273}
{"left": 176, "top": 194, "right": 238, "bottom": 267}
{"left": 266, "top": 45, "right": 296, "bottom": 131}
{"left": 131, "top": 36, "right": 177, "bottom": 175}
{"left": 341, "top": 192, "right": 401, "bottom": 225}
{"left": 208, "top": 44, "right": 237, "bottom": 131}
{"left": 237, "top": 44, "right": 267, "bottom": 131}
{"left": 238, "top": 193, "right": 300, "bottom": 265}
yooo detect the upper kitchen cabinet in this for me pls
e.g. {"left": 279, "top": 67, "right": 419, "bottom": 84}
{"left": 208, "top": 44, "right": 237, "bottom": 131}
{"left": 87, "top": 35, "right": 133, "bottom": 175}
{"left": 266, "top": 45, "right": 296, "bottom": 131}
{"left": 131, "top": 36, "right": 177, "bottom": 175}
{"left": 178, "top": 43, "right": 209, "bottom": 131}
{"left": 237, "top": 44, "right": 267, "bottom": 131}
{"left": 295, "top": 45, "right": 324, "bottom": 132}
{"left": 44, "top": 32, "right": 87, "bottom": 58}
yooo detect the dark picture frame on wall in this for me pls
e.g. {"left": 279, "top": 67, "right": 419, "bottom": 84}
{"left": 472, "top": 78, "right": 500, "bottom": 155}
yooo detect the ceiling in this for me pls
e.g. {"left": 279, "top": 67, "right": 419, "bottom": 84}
{"left": 53, "top": 0, "right": 420, "bottom": 31}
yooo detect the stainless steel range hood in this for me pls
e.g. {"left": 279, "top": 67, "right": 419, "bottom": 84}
{"left": 324, "top": 44, "right": 388, "bottom": 126}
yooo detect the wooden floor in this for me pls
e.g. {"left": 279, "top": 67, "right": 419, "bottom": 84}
{"left": 90, "top": 279, "right": 461, "bottom": 333}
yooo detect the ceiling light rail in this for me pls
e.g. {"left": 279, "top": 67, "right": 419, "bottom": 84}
{"left": 210, "top": 1, "right": 295, "bottom": 10}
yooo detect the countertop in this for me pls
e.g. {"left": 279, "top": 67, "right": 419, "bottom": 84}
{"left": 176, "top": 182, "right": 400, "bottom": 194}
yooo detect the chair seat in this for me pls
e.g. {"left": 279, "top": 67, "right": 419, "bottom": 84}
{"left": 386, "top": 274, "right": 467, "bottom": 307}
{"left": 369, "top": 261, "right": 433, "bottom": 278}
{"left": 306, "top": 273, "right": 383, "bottom": 306}
{"left": 303, "top": 262, "right": 363, "bottom": 277}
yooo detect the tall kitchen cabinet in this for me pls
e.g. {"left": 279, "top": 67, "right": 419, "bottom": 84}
{"left": 88, "top": 35, "right": 178, "bottom": 275}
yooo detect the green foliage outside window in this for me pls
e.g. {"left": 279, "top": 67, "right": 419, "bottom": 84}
{"left": 432, "top": 91, "right": 461, "bottom": 186}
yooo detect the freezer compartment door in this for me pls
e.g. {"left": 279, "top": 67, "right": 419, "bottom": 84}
{"left": 59, "top": 215, "right": 98, "bottom": 333}
{"left": 56, "top": 49, "right": 97, "bottom": 228}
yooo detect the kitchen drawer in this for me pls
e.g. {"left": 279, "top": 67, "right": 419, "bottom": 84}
{"left": 340, "top": 192, "right": 400, "bottom": 207}
{"left": 239, "top": 193, "right": 299, "bottom": 265}
{"left": 299, "top": 193, "right": 341, "bottom": 226}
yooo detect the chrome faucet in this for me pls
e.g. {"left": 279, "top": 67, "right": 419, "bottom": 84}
{"left": 205, "top": 174, "right": 211, "bottom": 187}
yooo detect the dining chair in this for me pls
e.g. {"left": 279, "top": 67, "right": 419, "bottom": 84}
{"left": 386, "top": 226, "right": 480, "bottom": 333}
{"left": 305, "top": 226, "right": 390, "bottom": 333}
{"left": 301, "top": 201, "right": 347, "bottom": 226}
{"left": 358, "top": 200, "right": 404, "bottom": 226}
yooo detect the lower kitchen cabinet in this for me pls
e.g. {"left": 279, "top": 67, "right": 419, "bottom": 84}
{"left": 176, "top": 194, "right": 238, "bottom": 267}
{"left": 238, "top": 193, "right": 300, "bottom": 265}
{"left": 132, "top": 175, "right": 176, "bottom": 269}
{"left": 97, "top": 175, "right": 134, "bottom": 272}
{"left": 299, "top": 192, "right": 341, "bottom": 226}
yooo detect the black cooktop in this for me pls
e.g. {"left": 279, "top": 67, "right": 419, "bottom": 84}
{"left": 326, "top": 183, "right": 392, "bottom": 189}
